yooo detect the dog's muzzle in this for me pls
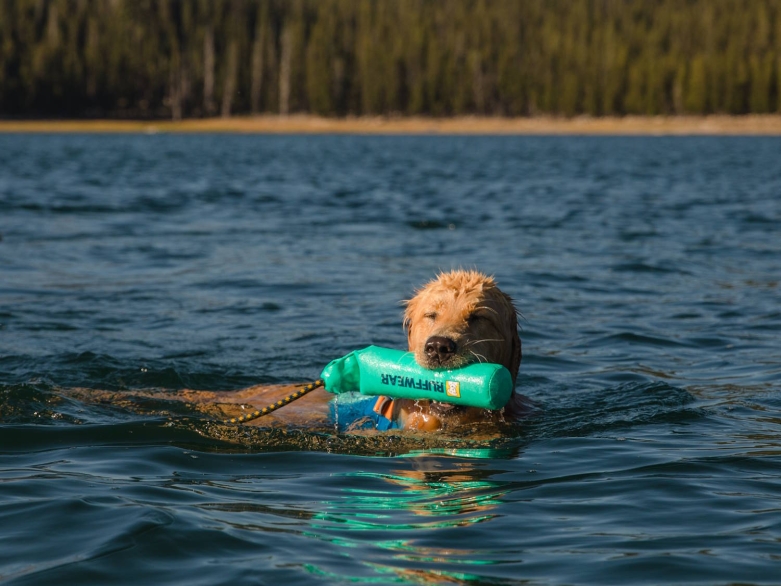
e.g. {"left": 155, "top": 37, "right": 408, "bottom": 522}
{"left": 424, "top": 335, "right": 457, "bottom": 366}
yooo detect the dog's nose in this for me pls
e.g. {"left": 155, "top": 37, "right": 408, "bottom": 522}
{"left": 424, "top": 336, "right": 457, "bottom": 364}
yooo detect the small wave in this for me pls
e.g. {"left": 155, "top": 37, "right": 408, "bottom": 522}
{"left": 589, "top": 332, "right": 690, "bottom": 349}
{"left": 0, "top": 353, "right": 264, "bottom": 394}
{"left": 611, "top": 261, "right": 690, "bottom": 275}
{"left": 528, "top": 381, "right": 698, "bottom": 439}
{"left": 0, "top": 497, "right": 173, "bottom": 583}
{"left": 407, "top": 220, "right": 456, "bottom": 230}
{"left": 15, "top": 202, "right": 120, "bottom": 214}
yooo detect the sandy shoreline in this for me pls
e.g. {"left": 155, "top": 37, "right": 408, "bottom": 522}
{"left": 2, "top": 115, "right": 781, "bottom": 135}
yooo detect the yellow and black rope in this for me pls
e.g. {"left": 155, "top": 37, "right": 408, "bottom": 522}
{"left": 224, "top": 379, "right": 324, "bottom": 424}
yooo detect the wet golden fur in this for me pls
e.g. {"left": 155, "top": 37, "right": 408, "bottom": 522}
{"left": 404, "top": 270, "right": 521, "bottom": 378}
{"left": 395, "top": 270, "right": 524, "bottom": 431}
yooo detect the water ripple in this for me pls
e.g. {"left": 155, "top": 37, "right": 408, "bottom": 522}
{"left": 2, "top": 134, "right": 781, "bottom": 584}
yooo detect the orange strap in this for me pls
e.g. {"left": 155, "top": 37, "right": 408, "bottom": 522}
{"left": 372, "top": 396, "right": 396, "bottom": 420}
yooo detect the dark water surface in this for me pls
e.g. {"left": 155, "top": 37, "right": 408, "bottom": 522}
{"left": 1, "top": 134, "right": 780, "bottom": 585}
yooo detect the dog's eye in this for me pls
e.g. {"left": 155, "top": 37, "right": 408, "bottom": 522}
{"left": 468, "top": 313, "right": 486, "bottom": 323}
{"left": 424, "top": 312, "right": 438, "bottom": 320}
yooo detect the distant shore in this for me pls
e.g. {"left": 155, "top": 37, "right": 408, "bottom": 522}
{"left": 3, "top": 115, "right": 781, "bottom": 135}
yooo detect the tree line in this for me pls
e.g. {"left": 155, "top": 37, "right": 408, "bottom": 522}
{"left": 1, "top": 0, "right": 780, "bottom": 119}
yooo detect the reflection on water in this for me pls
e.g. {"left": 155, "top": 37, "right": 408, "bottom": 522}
{"left": 305, "top": 452, "right": 513, "bottom": 583}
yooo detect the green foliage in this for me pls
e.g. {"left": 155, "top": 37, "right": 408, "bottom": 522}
{"left": 1, "top": 0, "right": 780, "bottom": 118}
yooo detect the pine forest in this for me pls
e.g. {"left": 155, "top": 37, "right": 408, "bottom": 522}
{"left": 1, "top": 0, "right": 780, "bottom": 119}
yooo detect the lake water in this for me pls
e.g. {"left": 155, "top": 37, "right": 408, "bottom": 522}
{"left": 1, "top": 133, "right": 780, "bottom": 585}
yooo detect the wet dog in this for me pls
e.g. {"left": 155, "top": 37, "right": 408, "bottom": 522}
{"left": 394, "top": 269, "right": 523, "bottom": 430}
{"left": 68, "top": 270, "right": 525, "bottom": 432}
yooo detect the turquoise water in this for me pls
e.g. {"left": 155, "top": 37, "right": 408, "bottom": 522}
{"left": 1, "top": 134, "right": 780, "bottom": 585}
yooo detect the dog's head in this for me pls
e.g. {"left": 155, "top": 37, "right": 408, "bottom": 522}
{"left": 404, "top": 270, "right": 521, "bottom": 382}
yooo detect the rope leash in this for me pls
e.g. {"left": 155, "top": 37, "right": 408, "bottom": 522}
{"left": 224, "top": 379, "right": 324, "bottom": 424}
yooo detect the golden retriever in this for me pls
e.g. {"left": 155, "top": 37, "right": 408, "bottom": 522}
{"left": 66, "top": 270, "right": 525, "bottom": 432}
{"left": 394, "top": 269, "right": 523, "bottom": 431}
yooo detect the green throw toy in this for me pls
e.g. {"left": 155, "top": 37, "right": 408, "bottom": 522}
{"left": 320, "top": 346, "right": 513, "bottom": 410}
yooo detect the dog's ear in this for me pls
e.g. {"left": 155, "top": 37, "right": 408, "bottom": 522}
{"left": 403, "top": 294, "right": 419, "bottom": 347}
{"left": 503, "top": 293, "right": 522, "bottom": 383}
{"left": 510, "top": 326, "right": 522, "bottom": 383}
